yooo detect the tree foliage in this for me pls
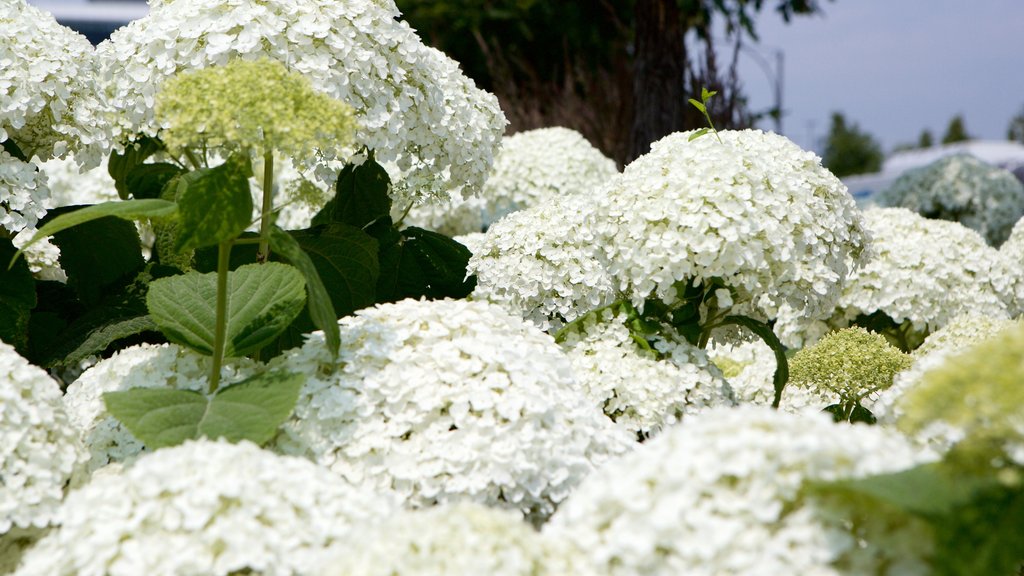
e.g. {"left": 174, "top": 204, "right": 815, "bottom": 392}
{"left": 942, "top": 114, "right": 971, "bottom": 144}
{"left": 1007, "top": 105, "right": 1024, "bottom": 144}
{"left": 821, "top": 112, "right": 883, "bottom": 177}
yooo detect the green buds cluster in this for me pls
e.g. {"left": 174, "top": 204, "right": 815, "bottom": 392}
{"left": 790, "top": 327, "right": 911, "bottom": 405}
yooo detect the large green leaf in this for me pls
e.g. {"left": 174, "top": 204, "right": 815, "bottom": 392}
{"left": 146, "top": 262, "right": 306, "bottom": 357}
{"left": 173, "top": 154, "right": 254, "bottom": 252}
{"left": 396, "top": 226, "right": 476, "bottom": 299}
{"left": 331, "top": 152, "right": 392, "bottom": 228}
{"left": 102, "top": 369, "right": 304, "bottom": 448}
{"left": 287, "top": 223, "right": 378, "bottom": 317}
{"left": 46, "top": 207, "right": 144, "bottom": 306}
{"left": 268, "top": 226, "right": 341, "bottom": 357}
{"left": 10, "top": 199, "right": 177, "bottom": 267}
{"left": 126, "top": 162, "right": 185, "bottom": 200}
{"left": 0, "top": 238, "right": 36, "bottom": 351}
{"left": 108, "top": 136, "right": 164, "bottom": 200}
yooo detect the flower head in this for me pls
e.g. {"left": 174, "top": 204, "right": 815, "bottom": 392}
{"left": 95, "top": 0, "right": 505, "bottom": 203}
{"left": 789, "top": 327, "right": 911, "bottom": 404}
{"left": 544, "top": 406, "right": 935, "bottom": 575}
{"left": 877, "top": 154, "right": 1024, "bottom": 246}
{"left": 1, "top": 0, "right": 110, "bottom": 165}
{"left": 997, "top": 215, "right": 1024, "bottom": 316}
{"left": 319, "top": 502, "right": 594, "bottom": 576}
{"left": 14, "top": 439, "right": 395, "bottom": 576}
{"left": 591, "top": 129, "right": 869, "bottom": 325}
{"left": 268, "top": 298, "right": 633, "bottom": 523}
{"left": 155, "top": 58, "right": 357, "bottom": 159}
{"left": 0, "top": 341, "right": 85, "bottom": 534}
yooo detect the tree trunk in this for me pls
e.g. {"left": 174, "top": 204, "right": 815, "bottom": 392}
{"left": 629, "top": 0, "right": 686, "bottom": 163}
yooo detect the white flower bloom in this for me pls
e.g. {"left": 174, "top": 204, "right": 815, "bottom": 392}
{"left": 0, "top": 149, "right": 49, "bottom": 235}
{"left": 452, "top": 231, "right": 487, "bottom": 255}
{"left": 468, "top": 193, "right": 620, "bottom": 331}
{"left": 708, "top": 339, "right": 830, "bottom": 413}
{"left": 15, "top": 439, "right": 396, "bottom": 576}
{"left": 94, "top": 0, "right": 506, "bottom": 204}
{"left": 317, "top": 502, "right": 595, "bottom": 576}
{"left": 0, "top": 0, "right": 110, "bottom": 165}
{"left": 268, "top": 298, "right": 633, "bottom": 523}
{"left": 62, "top": 343, "right": 261, "bottom": 479}
{"left": 399, "top": 126, "right": 618, "bottom": 235}
{"left": 0, "top": 341, "right": 85, "bottom": 534}
{"left": 39, "top": 154, "right": 120, "bottom": 208}
{"left": 591, "top": 129, "right": 869, "bottom": 325}
{"left": 558, "top": 307, "right": 735, "bottom": 438}
{"left": 832, "top": 207, "right": 1010, "bottom": 343}
{"left": 997, "top": 215, "right": 1024, "bottom": 316}
{"left": 877, "top": 154, "right": 1024, "bottom": 247}
{"left": 544, "top": 406, "right": 935, "bottom": 576}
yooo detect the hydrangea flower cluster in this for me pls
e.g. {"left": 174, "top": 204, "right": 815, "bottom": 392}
{"left": 830, "top": 208, "right": 1011, "bottom": 346}
{"left": 997, "top": 216, "right": 1024, "bottom": 316}
{"left": 401, "top": 127, "right": 619, "bottom": 235}
{"left": 467, "top": 193, "right": 620, "bottom": 330}
{"left": 155, "top": 57, "right": 357, "bottom": 159}
{"left": 557, "top": 306, "right": 735, "bottom": 438}
{"left": 896, "top": 321, "right": 1024, "bottom": 466}
{"left": 392, "top": 187, "right": 487, "bottom": 237}
{"left": 0, "top": 342, "right": 84, "bottom": 535}
{"left": 876, "top": 154, "right": 1024, "bottom": 247}
{"left": 590, "top": 129, "right": 869, "bottom": 324}
{"left": 14, "top": 439, "right": 396, "bottom": 576}
{"left": 268, "top": 298, "right": 633, "bottom": 523}
{"left": 319, "top": 502, "right": 594, "bottom": 575}
{"left": 94, "top": 0, "right": 506, "bottom": 203}
{"left": 544, "top": 406, "right": 935, "bottom": 576}
{"left": 869, "top": 313, "right": 1017, "bottom": 425}
{"left": 788, "top": 327, "right": 911, "bottom": 405}
{"left": 1, "top": 0, "right": 109, "bottom": 165}
{"left": 709, "top": 339, "right": 832, "bottom": 413}
{"left": 62, "top": 343, "right": 261, "bottom": 478}
{"left": 0, "top": 149, "right": 50, "bottom": 235}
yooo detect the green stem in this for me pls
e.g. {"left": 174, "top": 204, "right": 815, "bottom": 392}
{"left": 553, "top": 300, "right": 627, "bottom": 343}
{"left": 184, "top": 148, "right": 204, "bottom": 171}
{"left": 257, "top": 149, "right": 275, "bottom": 263}
{"left": 209, "top": 240, "right": 231, "bottom": 394}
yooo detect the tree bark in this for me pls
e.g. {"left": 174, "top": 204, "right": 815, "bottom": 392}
{"left": 629, "top": 0, "right": 686, "bottom": 163}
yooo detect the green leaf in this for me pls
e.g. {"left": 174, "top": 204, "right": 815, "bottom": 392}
{"left": 332, "top": 151, "right": 392, "bottom": 228}
{"left": 146, "top": 262, "right": 306, "bottom": 357}
{"left": 102, "top": 370, "right": 303, "bottom": 449}
{"left": 2, "top": 138, "right": 28, "bottom": 162}
{"left": 397, "top": 226, "right": 476, "bottom": 299}
{"left": 108, "top": 136, "right": 164, "bottom": 200}
{"left": 125, "top": 163, "right": 185, "bottom": 200}
{"left": 688, "top": 128, "right": 709, "bottom": 141}
{"left": 701, "top": 87, "right": 717, "bottom": 101}
{"left": 10, "top": 199, "right": 177, "bottom": 268}
{"left": 46, "top": 207, "right": 144, "bottom": 306}
{"left": 287, "top": 224, "right": 378, "bottom": 317}
{"left": 688, "top": 98, "right": 706, "bottom": 113}
{"left": 720, "top": 315, "right": 788, "bottom": 408}
{"left": 849, "top": 404, "right": 877, "bottom": 424}
{"left": 54, "top": 315, "right": 159, "bottom": 370}
{"left": 174, "top": 154, "right": 254, "bottom": 252}
{"left": 366, "top": 216, "right": 403, "bottom": 302}
{"left": 0, "top": 238, "right": 36, "bottom": 351}
{"left": 268, "top": 226, "right": 341, "bottom": 358}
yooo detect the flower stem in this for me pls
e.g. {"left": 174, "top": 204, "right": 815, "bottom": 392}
{"left": 257, "top": 149, "right": 275, "bottom": 263}
{"left": 209, "top": 240, "right": 232, "bottom": 394}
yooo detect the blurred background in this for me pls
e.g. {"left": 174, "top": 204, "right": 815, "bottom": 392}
{"left": 29, "top": 0, "right": 1024, "bottom": 197}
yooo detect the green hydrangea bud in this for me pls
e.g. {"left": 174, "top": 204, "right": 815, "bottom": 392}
{"left": 899, "top": 322, "right": 1024, "bottom": 464}
{"left": 155, "top": 58, "right": 357, "bottom": 159}
{"left": 789, "top": 327, "right": 912, "bottom": 404}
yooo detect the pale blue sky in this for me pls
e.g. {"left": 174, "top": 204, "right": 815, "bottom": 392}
{"left": 733, "top": 1, "right": 1024, "bottom": 153}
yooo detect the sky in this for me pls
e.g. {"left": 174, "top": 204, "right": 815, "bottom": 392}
{"left": 730, "top": 0, "right": 1024, "bottom": 153}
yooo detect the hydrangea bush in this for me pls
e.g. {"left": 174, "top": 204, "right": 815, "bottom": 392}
{"left": 877, "top": 154, "right": 1024, "bottom": 247}
{"left": 269, "top": 298, "right": 633, "bottom": 523}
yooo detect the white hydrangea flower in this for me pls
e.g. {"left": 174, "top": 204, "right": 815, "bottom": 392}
{"left": 0, "top": 149, "right": 49, "bottom": 235}
{"left": 14, "top": 439, "right": 396, "bottom": 576}
{"left": 62, "top": 343, "right": 261, "bottom": 479}
{"left": 831, "top": 207, "right": 1010, "bottom": 343}
{"left": 318, "top": 502, "right": 595, "bottom": 576}
{"left": 94, "top": 0, "right": 506, "bottom": 204}
{"left": 877, "top": 154, "right": 1024, "bottom": 247}
{"left": 869, "top": 313, "right": 1017, "bottom": 426}
{"left": 591, "top": 129, "right": 869, "bottom": 325}
{"left": 558, "top": 307, "right": 735, "bottom": 438}
{"left": 399, "top": 126, "right": 618, "bottom": 234}
{"left": 268, "top": 298, "right": 634, "bottom": 523}
{"left": 452, "top": 231, "right": 487, "bottom": 255}
{"left": 544, "top": 406, "right": 935, "bottom": 576}
{"left": 39, "top": 154, "right": 120, "bottom": 208}
{"left": 997, "top": 215, "right": 1024, "bottom": 316}
{"left": 0, "top": 0, "right": 110, "bottom": 165}
{"left": 708, "top": 339, "right": 830, "bottom": 413}
{"left": 0, "top": 341, "right": 85, "bottom": 534}
{"left": 468, "top": 193, "right": 620, "bottom": 331}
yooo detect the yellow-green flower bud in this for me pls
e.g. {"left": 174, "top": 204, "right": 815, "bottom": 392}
{"left": 155, "top": 58, "right": 357, "bottom": 160}
{"left": 789, "top": 327, "right": 911, "bottom": 404}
